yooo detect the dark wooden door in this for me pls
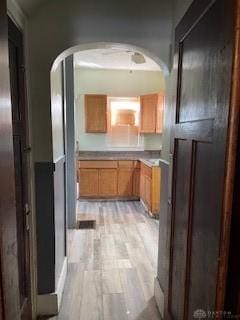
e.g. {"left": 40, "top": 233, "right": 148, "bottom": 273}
{"left": 168, "top": 0, "right": 234, "bottom": 319}
{"left": 0, "top": 268, "right": 3, "bottom": 320}
{"left": 8, "top": 18, "right": 31, "bottom": 319}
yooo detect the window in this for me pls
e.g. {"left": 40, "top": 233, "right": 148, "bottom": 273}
{"left": 107, "top": 97, "right": 143, "bottom": 148}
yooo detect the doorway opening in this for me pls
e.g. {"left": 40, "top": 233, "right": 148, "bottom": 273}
{"left": 50, "top": 43, "right": 166, "bottom": 319}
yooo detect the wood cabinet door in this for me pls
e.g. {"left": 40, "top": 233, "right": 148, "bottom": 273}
{"left": 151, "top": 167, "right": 161, "bottom": 215}
{"left": 99, "top": 169, "right": 117, "bottom": 196}
{"left": 79, "top": 169, "right": 99, "bottom": 196}
{"left": 144, "top": 175, "right": 152, "bottom": 210}
{"left": 140, "top": 94, "right": 158, "bottom": 133}
{"left": 140, "top": 171, "right": 145, "bottom": 202}
{"left": 118, "top": 169, "right": 133, "bottom": 197}
{"left": 85, "top": 94, "right": 107, "bottom": 133}
{"left": 133, "top": 169, "right": 140, "bottom": 197}
{"left": 156, "top": 93, "right": 164, "bottom": 133}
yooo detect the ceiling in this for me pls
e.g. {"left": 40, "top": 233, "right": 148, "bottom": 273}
{"left": 74, "top": 49, "right": 161, "bottom": 72}
{"left": 14, "top": 0, "right": 48, "bottom": 15}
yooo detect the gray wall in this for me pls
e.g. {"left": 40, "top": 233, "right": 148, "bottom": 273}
{"left": 27, "top": 0, "right": 194, "bottom": 298}
{"left": 174, "top": 0, "right": 194, "bottom": 26}
{"left": 35, "top": 162, "right": 55, "bottom": 293}
{"left": 51, "top": 63, "right": 65, "bottom": 160}
{"left": 53, "top": 156, "right": 66, "bottom": 287}
{"left": 26, "top": 0, "right": 173, "bottom": 163}
{"left": 25, "top": 0, "right": 173, "bottom": 295}
{"left": 65, "top": 56, "right": 76, "bottom": 228}
{"left": 8, "top": 0, "right": 194, "bottom": 307}
{"left": 51, "top": 62, "right": 66, "bottom": 288}
{"left": 35, "top": 62, "right": 67, "bottom": 293}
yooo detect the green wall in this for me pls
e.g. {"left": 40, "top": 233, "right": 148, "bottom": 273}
{"left": 74, "top": 67, "right": 165, "bottom": 151}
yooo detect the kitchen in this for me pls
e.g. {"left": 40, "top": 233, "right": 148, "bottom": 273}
{"left": 74, "top": 48, "right": 165, "bottom": 219}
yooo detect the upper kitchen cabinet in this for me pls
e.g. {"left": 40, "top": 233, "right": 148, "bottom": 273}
{"left": 140, "top": 94, "right": 157, "bottom": 133}
{"left": 85, "top": 94, "right": 107, "bottom": 133}
{"left": 156, "top": 93, "right": 164, "bottom": 133}
{"left": 140, "top": 93, "right": 164, "bottom": 133}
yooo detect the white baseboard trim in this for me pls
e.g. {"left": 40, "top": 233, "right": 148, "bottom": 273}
{"left": 56, "top": 257, "right": 68, "bottom": 309}
{"left": 37, "top": 257, "right": 68, "bottom": 316}
{"left": 154, "top": 277, "right": 165, "bottom": 319}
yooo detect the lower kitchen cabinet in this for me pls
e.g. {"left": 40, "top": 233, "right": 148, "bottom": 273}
{"left": 140, "top": 163, "right": 161, "bottom": 216}
{"left": 144, "top": 175, "right": 152, "bottom": 209}
{"left": 78, "top": 160, "right": 137, "bottom": 199}
{"left": 99, "top": 169, "right": 118, "bottom": 196}
{"left": 118, "top": 168, "right": 133, "bottom": 196}
{"left": 140, "top": 163, "right": 151, "bottom": 206}
{"left": 78, "top": 160, "right": 160, "bottom": 215}
{"left": 140, "top": 171, "right": 145, "bottom": 202}
{"left": 133, "top": 169, "right": 140, "bottom": 197}
{"left": 151, "top": 167, "right": 161, "bottom": 214}
{"left": 80, "top": 169, "right": 99, "bottom": 196}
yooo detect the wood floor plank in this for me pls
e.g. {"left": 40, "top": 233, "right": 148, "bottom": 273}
{"left": 101, "top": 234, "right": 116, "bottom": 258}
{"left": 117, "top": 259, "right": 132, "bottom": 269}
{"left": 102, "top": 269, "right": 122, "bottom": 294}
{"left": 125, "top": 296, "right": 161, "bottom": 320}
{"left": 57, "top": 263, "right": 85, "bottom": 320}
{"left": 52, "top": 201, "right": 161, "bottom": 320}
{"left": 103, "top": 293, "right": 128, "bottom": 320}
{"left": 79, "top": 270, "right": 103, "bottom": 320}
{"left": 102, "top": 258, "right": 118, "bottom": 270}
{"left": 119, "top": 268, "right": 145, "bottom": 302}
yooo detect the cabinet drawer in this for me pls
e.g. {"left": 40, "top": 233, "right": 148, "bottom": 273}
{"left": 79, "top": 160, "right": 118, "bottom": 169}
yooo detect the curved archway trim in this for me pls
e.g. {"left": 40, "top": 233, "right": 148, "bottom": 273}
{"left": 51, "top": 41, "right": 169, "bottom": 75}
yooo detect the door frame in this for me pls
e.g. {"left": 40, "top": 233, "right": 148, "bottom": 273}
{"left": 0, "top": 0, "right": 22, "bottom": 317}
{"left": 216, "top": 0, "right": 240, "bottom": 311}
{"left": 8, "top": 15, "right": 38, "bottom": 320}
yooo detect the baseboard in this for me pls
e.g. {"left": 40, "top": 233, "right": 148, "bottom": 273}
{"left": 140, "top": 199, "right": 158, "bottom": 218}
{"left": 79, "top": 196, "right": 140, "bottom": 201}
{"left": 154, "top": 277, "right": 165, "bottom": 319}
{"left": 56, "top": 257, "right": 68, "bottom": 309}
{"left": 37, "top": 293, "right": 58, "bottom": 316}
{"left": 37, "top": 257, "right": 68, "bottom": 316}
{"left": 140, "top": 199, "right": 148, "bottom": 211}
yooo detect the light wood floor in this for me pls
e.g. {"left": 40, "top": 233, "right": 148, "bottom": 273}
{"left": 46, "top": 200, "right": 161, "bottom": 320}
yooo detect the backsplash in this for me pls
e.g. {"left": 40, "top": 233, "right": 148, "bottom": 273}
{"left": 77, "top": 150, "right": 161, "bottom": 160}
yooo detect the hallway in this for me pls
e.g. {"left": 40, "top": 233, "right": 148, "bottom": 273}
{"left": 52, "top": 201, "right": 161, "bottom": 320}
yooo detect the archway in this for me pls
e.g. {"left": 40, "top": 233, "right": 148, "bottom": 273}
{"left": 48, "top": 42, "right": 166, "bottom": 317}
{"left": 51, "top": 42, "right": 169, "bottom": 74}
